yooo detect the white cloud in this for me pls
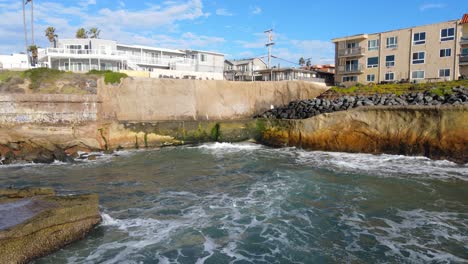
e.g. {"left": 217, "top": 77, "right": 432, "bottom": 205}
{"left": 215, "top": 8, "right": 233, "bottom": 16}
{"left": 419, "top": 3, "right": 446, "bottom": 11}
{"left": 251, "top": 6, "right": 262, "bottom": 15}
{"left": 0, "top": 0, "right": 220, "bottom": 54}
{"left": 79, "top": 0, "right": 97, "bottom": 8}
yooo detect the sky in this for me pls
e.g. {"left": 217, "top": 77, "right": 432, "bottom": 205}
{"left": 0, "top": 0, "right": 465, "bottom": 66}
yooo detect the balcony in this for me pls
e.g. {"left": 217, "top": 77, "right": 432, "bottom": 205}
{"left": 460, "top": 54, "right": 468, "bottom": 65}
{"left": 40, "top": 48, "right": 126, "bottom": 61}
{"left": 460, "top": 37, "right": 468, "bottom": 45}
{"left": 337, "top": 47, "right": 365, "bottom": 57}
{"left": 338, "top": 64, "right": 364, "bottom": 74}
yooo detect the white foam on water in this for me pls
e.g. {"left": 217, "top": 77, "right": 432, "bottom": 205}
{"left": 68, "top": 171, "right": 302, "bottom": 264}
{"left": 294, "top": 150, "right": 468, "bottom": 181}
{"left": 195, "top": 142, "right": 263, "bottom": 153}
{"left": 340, "top": 208, "right": 468, "bottom": 263}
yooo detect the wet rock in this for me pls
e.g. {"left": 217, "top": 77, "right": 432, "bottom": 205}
{"left": 0, "top": 187, "right": 101, "bottom": 263}
{"left": 2, "top": 151, "right": 16, "bottom": 165}
{"left": 33, "top": 151, "right": 55, "bottom": 164}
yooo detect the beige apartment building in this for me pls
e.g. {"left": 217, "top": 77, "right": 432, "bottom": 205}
{"left": 332, "top": 14, "right": 468, "bottom": 85}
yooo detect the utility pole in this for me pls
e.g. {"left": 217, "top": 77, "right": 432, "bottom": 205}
{"left": 22, "top": 0, "right": 30, "bottom": 67}
{"left": 264, "top": 29, "right": 275, "bottom": 69}
{"left": 30, "top": 0, "right": 34, "bottom": 45}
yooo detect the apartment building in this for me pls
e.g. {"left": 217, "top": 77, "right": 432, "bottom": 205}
{"left": 38, "top": 38, "right": 225, "bottom": 80}
{"left": 332, "top": 14, "right": 468, "bottom": 85}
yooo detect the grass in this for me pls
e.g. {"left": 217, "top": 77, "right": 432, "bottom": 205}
{"left": 0, "top": 70, "right": 22, "bottom": 83}
{"left": 87, "top": 70, "right": 128, "bottom": 84}
{"left": 330, "top": 79, "right": 468, "bottom": 96}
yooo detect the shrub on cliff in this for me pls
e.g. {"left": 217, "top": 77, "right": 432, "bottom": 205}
{"left": 22, "top": 68, "right": 66, "bottom": 90}
{"left": 87, "top": 70, "right": 128, "bottom": 84}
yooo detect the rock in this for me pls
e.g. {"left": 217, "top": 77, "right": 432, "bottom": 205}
{"left": 2, "top": 151, "right": 16, "bottom": 165}
{"left": 0, "top": 188, "right": 101, "bottom": 264}
{"left": 33, "top": 151, "right": 55, "bottom": 164}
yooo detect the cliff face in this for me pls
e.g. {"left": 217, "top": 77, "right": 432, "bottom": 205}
{"left": 1, "top": 79, "right": 325, "bottom": 162}
{"left": 258, "top": 106, "right": 468, "bottom": 163}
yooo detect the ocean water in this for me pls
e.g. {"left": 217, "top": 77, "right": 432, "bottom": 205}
{"left": 0, "top": 143, "right": 467, "bottom": 264}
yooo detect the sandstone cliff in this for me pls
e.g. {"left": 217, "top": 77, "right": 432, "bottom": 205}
{"left": 258, "top": 105, "right": 468, "bottom": 163}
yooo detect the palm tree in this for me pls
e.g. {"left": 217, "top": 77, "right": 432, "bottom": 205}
{"left": 22, "top": 0, "right": 30, "bottom": 67}
{"left": 45, "top": 27, "right": 58, "bottom": 48}
{"left": 306, "top": 58, "right": 311, "bottom": 67}
{"left": 76, "top": 28, "right": 87, "bottom": 39}
{"left": 88, "top": 27, "right": 101, "bottom": 39}
{"left": 28, "top": 45, "right": 38, "bottom": 66}
{"left": 298, "top": 57, "right": 305, "bottom": 66}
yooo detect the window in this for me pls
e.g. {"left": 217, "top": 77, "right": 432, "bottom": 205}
{"left": 346, "top": 42, "right": 358, "bottom": 49}
{"left": 439, "top": 69, "right": 451, "bottom": 78}
{"left": 367, "top": 57, "right": 379, "bottom": 68}
{"left": 413, "top": 32, "right": 426, "bottom": 45}
{"left": 411, "top": 70, "right": 425, "bottom": 79}
{"left": 200, "top": 54, "right": 207, "bottom": 62}
{"left": 367, "top": 74, "right": 375, "bottom": 82}
{"left": 440, "top": 48, "right": 452, "bottom": 57}
{"left": 385, "top": 72, "right": 394, "bottom": 81}
{"left": 368, "top": 39, "right": 379, "bottom": 51}
{"left": 386, "top": 36, "right": 398, "bottom": 48}
{"left": 440, "top": 28, "right": 455, "bottom": 41}
{"left": 412, "top": 52, "right": 425, "bottom": 64}
{"left": 342, "top": 76, "right": 358, "bottom": 82}
{"left": 386, "top": 55, "right": 395, "bottom": 67}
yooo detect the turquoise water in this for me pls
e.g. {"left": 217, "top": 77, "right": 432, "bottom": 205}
{"left": 0, "top": 143, "right": 467, "bottom": 263}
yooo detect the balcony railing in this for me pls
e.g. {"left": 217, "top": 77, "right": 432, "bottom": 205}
{"left": 126, "top": 55, "right": 194, "bottom": 66}
{"left": 338, "top": 64, "right": 364, "bottom": 73}
{"left": 42, "top": 48, "right": 126, "bottom": 58}
{"left": 460, "top": 54, "right": 468, "bottom": 65}
{"left": 460, "top": 37, "right": 468, "bottom": 45}
{"left": 337, "top": 47, "right": 365, "bottom": 57}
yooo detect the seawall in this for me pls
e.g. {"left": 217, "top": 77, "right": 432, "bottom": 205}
{"left": 98, "top": 78, "right": 327, "bottom": 121}
{"left": 258, "top": 105, "right": 468, "bottom": 163}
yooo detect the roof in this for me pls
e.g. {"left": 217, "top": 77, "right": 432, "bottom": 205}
{"left": 462, "top": 14, "right": 468, "bottom": 24}
{"left": 117, "top": 44, "right": 185, "bottom": 54}
{"left": 256, "top": 67, "right": 316, "bottom": 74}
{"left": 225, "top": 58, "right": 267, "bottom": 66}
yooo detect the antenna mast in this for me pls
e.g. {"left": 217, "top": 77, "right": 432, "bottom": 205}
{"left": 264, "top": 29, "right": 275, "bottom": 69}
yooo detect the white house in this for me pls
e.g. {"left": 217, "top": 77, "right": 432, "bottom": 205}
{"left": 37, "top": 38, "right": 225, "bottom": 80}
{"left": 0, "top": 53, "right": 29, "bottom": 70}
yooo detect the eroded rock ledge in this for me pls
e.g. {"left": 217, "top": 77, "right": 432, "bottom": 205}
{"left": 0, "top": 188, "right": 101, "bottom": 264}
{"left": 257, "top": 105, "right": 468, "bottom": 164}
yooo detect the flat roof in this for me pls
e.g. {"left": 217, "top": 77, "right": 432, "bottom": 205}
{"left": 117, "top": 43, "right": 185, "bottom": 54}
{"left": 186, "top": 49, "right": 225, "bottom": 56}
{"left": 256, "top": 68, "right": 316, "bottom": 73}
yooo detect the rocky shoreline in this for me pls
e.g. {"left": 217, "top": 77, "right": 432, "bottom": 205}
{"left": 257, "top": 87, "right": 468, "bottom": 119}
{"left": 0, "top": 188, "right": 101, "bottom": 263}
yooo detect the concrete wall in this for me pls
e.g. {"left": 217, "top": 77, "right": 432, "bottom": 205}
{"left": 0, "top": 94, "right": 100, "bottom": 124}
{"left": 98, "top": 78, "right": 328, "bottom": 122}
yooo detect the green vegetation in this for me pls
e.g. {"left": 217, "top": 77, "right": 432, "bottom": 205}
{"left": 210, "top": 123, "right": 220, "bottom": 141}
{"left": 330, "top": 79, "right": 468, "bottom": 96}
{"left": 0, "top": 71, "right": 22, "bottom": 83}
{"left": 21, "top": 68, "right": 67, "bottom": 90}
{"left": 87, "top": 70, "right": 127, "bottom": 84}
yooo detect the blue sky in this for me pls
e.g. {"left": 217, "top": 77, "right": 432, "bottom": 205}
{"left": 0, "top": 0, "right": 465, "bottom": 65}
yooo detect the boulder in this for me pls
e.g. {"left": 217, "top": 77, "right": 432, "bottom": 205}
{"left": 0, "top": 188, "right": 101, "bottom": 263}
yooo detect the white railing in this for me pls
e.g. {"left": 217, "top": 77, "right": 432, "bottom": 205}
{"left": 44, "top": 48, "right": 126, "bottom": 57}
{"left": 126, "top": 55, "right": 195, "bottom": 66}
